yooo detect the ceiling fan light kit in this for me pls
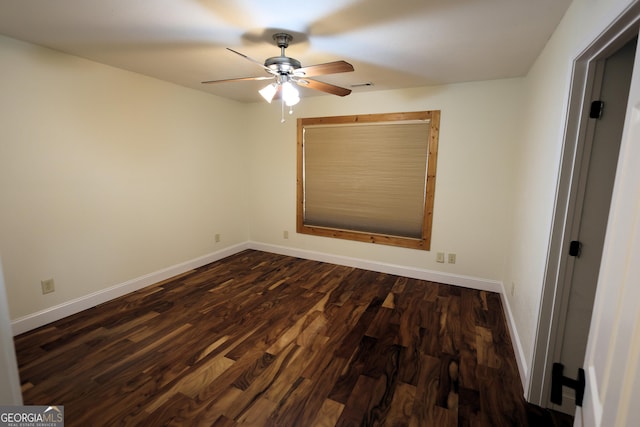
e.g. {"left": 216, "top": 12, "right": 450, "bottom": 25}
{"left": 281, "top": 80, "right": 300, "bottom": 106}
{"left": 258, "top": 83, "right": 278, "bottom": 103}
{"left": 202, "top": 32, "right": 354, "bottom": 122}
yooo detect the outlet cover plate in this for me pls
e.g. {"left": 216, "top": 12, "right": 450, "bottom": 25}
{"left": 41, "top": 279, "right": 55, "bottom": 294}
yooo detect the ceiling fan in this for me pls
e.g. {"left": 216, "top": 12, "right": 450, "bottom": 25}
{"left": 202, "top": 33, "right": 354, "bottom": 115}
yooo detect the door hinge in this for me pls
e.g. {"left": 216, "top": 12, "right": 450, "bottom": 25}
{"left": 551, "top": 363, "right": 585, "bottom": 407}
{"left": 590, "top": 100, "right": 604, "bottom": 119}
{"left": 569, "top": 240, "right": 582, "bottom": 257}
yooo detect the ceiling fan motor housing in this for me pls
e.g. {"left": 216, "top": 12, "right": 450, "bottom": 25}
{"left": 265, "top": 56, "right": 301, "bottom": 74}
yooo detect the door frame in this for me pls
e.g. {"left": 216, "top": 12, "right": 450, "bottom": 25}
{"left": 0, "top": 257, "right": 22, "bottom": 405}
{"left": 528, "top": 2, "right": 640, "bottom": 408}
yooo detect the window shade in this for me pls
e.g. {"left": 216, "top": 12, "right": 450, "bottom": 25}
{"left": 303, "top": 121, "right": 430, "bottom": 238}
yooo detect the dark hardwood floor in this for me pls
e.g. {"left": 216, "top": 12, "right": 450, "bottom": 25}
{"left": 14, "top": 250, "right": 573, "bottom": 426}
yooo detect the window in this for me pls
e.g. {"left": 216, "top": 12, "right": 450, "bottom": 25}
{"left": 297, "top": 111, "right": 440, "bottom": 250}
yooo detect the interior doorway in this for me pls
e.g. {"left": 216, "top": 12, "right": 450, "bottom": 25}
{"left": 552, "top": 36, "right": 636, "bottom": 415}
{"left": 527, "top": 17, "right": 640, "bottom": 415}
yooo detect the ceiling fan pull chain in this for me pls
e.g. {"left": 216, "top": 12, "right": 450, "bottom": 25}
{"left": 281, "top": 97, "right": 285, "bottom": 123}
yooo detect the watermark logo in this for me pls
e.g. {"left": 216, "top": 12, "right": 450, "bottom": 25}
{"left": 0, "top": 405, "right": 64, "bottom": 427}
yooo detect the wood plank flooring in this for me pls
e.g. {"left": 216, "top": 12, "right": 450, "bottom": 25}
{"left": 14, "top": 250, "right": 569, "bottom": 426}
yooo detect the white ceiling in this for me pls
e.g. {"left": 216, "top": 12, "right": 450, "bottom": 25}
{"left": 0, "top": 0, "right": 572, "bottom": 103}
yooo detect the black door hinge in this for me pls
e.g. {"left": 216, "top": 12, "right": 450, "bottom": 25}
{"left": 569, "top": 240, "right": 582, "bottom": 257}
{"left": 590, "top": 100, "right": 604, "bottom": 119}
{"left": 551, "top": 363, "right": 586, "bottom": 407}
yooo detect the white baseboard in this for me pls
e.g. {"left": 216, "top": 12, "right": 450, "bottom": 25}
{"left": 11, "top": 242, "right": 250, "bottom": 335}
{"left": 12, "top": 239, "right": 528, "bottom": 393}
{"left": 248, "top": 241, "right": 503, "bottom": 292}
{"left": 498, "top": 282, "right": 529, "bottom": 392}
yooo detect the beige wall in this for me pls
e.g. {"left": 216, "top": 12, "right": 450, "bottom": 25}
{"left": 503, "top": 0, "right": 638, "bottom": 376}
{"left": 0, "top": 30, "right": 526, "bottom": 322}
{"left": 1, "top": 31, "right": 526, "bottom": 325}
{"left": 0, "top": 35, "right": 249, "bottom": 319}
{"left": 247, "top": 79, "right": 524, "bottom": 280}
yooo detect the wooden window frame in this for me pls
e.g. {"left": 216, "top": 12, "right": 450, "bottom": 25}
{"left": 296, "top": 111, "right": 440, "bottom": 250}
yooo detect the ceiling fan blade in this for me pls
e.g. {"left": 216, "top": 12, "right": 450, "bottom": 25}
{"left": 296, "top": 79, "right": 352, "bottom": 97}
{"left": 202, "top": 76, "right": 273, "bottom": 84}
{"left": 294, "top": 60, "right": 354, "bottom": 77}
{"left": 226, "top": 48, "right": 272, "bottom": 73}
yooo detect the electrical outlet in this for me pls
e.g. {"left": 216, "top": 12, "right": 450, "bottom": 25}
{"left": 436, "top": 252, "right": 445, "bottom": 263}
{"left": 448, "top": 253, "right": 457, "bottom": 264}
{"left": 215, "top": 233, "right": 221, "bottom": 243}
{"left": 283, "top": 230, "right": 289, "bottom": 239}
{"left": 41, "top": 278, "right": 55, "bottom": 294}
